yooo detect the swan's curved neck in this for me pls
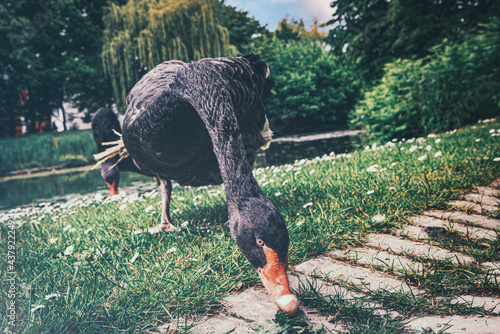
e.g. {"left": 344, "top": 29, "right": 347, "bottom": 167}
{"left": 175, "top": 63, "right": 264, "bottom": 208}
{"left": 209, "top": 124, "right": 264, "bottom": 206}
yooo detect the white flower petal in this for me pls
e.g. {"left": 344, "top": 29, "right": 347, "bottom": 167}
{"left": 372, "top": 214, "right": 386, "bottom": 223}
{"left": 64, "top": 245, "right": 74, "bottom": 256}
{"left": 31, "top": 305, "right": 45, "bottom": 313}
{"left": 130, "top": 252, "right": 139, "bottom": 263}
{"left": 44, "top": 293, "right": 60, "bottom": 301}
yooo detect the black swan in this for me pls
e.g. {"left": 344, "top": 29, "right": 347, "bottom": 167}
{"left": 91, "top": 107, "right": 149, "bottom": 195}
{"left": 96, "top": 53, "right": 299, "bottom": 316}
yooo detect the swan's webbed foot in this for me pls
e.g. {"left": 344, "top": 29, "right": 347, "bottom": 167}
{"left": 148, "top": 222, "right": 179, "bottom": 235}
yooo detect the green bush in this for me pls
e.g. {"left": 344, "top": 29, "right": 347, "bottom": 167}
{"left": 352, "top": 17, "right": 500, "bottom": 143}
{"left": 253, "top": 37, "right": 361, "bottom": 135}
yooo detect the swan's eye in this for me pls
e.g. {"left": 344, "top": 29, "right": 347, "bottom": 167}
{"left": 256, "top": 238, "right": 265, "bottom": 247}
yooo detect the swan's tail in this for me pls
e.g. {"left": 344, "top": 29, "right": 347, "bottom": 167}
{"left": 92, "top": 130, "right": 129, "bottom": 170}
{"left": 261, "top": 116, "right": 273, "bottom": 150}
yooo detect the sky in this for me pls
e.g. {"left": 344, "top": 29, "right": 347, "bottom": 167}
{"left": 224, "top": 0, "right": 335, "bottom": 31}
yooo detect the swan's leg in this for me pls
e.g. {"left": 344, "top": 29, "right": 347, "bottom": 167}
{"left": 149, "top": 178, "right": 178, "bottom": 234}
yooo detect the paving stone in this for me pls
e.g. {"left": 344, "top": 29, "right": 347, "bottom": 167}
{"left": 482, "top": 262, "right": 500, "bottom": 275}
{"left": 449, "top": 200, "right": 497, "bottom": 213}
{"left": 406, "top": 315, "right": 500, "bottom": 334}
{"left": 189, "top": 315, "right": 253, "bottom": 334}
{"left": 222, "top": 287, "right": 341, "bottom": 332}
{"left": 465, "top": 194, "right": 500, "bottom": 208}
{"left": 289, "top": 272, "right": 402, "bottom": 320}
{"left": 411, "top": 215, "right": 498, "bottom": 241}
{"left": 424, "top": 210, "right": 500, "bottom": 231}
{"left": 412, "top": 215, "right": 449, "bottom": 226}
{"left": 398, "top": 225, "right": 430, "bottom": 240}
{"left": 157, "top": 315, "right": 220, "bottom": 333}
{"left": 366, "top": 234, "right": 475, "bottom": 264}
{"left": 450, "top": 296, "right": 500, "bottom": 314}
{"left": 222, "top": 287, "right": 277, "bottom": 321}
{"left": 294, "top": 257, "right": 421, "bottom": 294}
{"left": 477, "top": 186, "right": 500, "bottom": 197}
{"left": 288, "top": 273, "right": 363, "bottom": 300}
{"left": 331, "top": 247, "right": 423, "bottom": 272}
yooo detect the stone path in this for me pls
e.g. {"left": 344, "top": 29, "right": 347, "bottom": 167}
{"left": 161, "top": 181, "right": 500, "bottom": 333}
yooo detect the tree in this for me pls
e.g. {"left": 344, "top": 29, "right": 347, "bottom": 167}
{"left": 214, "top": 0, "right": 267, "bottom": 54}
{"left": 327, "top": 0, "right": 500, "bottom": 83}
{"left": 102, "top": 0, "right": 236, "bottom": 111}
{"left": 0, "top": 0, "right": 117, "bottom": 137}
{"left": 275, "top": 18, "right": 327, "bottom": 44}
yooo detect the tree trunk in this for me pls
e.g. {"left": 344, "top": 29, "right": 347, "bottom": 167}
{"left": 60, "top": 103, "right": 67, "bottom": 131}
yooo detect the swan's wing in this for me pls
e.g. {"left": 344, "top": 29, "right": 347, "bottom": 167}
{"left": 198, "top": 53, "right": 275, "bottom": 148}
{"left": 125, "top": 60, "right": 187, "bottom": 125}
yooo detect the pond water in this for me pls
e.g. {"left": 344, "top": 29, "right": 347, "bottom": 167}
{"left": 0, "top": 130, "right": 360, "bottom": 211}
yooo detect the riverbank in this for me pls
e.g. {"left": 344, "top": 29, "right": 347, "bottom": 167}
{"left": 2, "top": 121, "right": 499, "bottom": 333}
{"left": 1, "top": 129, "right": 362, "bottom": 179}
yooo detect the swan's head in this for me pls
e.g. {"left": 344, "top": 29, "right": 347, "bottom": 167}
{"left": 230, "top": 197, "right": 299, "bottom": 316}
{"left": 101, "top": 162, "right": 120, "bottom": 196}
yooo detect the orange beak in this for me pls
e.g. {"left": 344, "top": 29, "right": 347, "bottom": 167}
{"left": 106, "top": 181, "right": 119, "bottom": 196}
{"left": 258, "top": 246, "right": 299, "bottom": 316}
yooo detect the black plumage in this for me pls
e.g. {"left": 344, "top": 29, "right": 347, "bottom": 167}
{"left": 119, "top": 53, "right": 298, "bottom": 315}
{"left": 91, "top": 107, "right": 148, "bottom": 195}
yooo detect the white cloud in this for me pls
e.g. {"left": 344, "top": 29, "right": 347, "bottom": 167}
{"left": 226, "top": 0, "right": 334, "bottom": 30}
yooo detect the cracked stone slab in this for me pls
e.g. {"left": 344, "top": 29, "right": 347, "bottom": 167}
{"left": 189, "top": 314, "right": 253, "bottom": 334}
{"left": 331, "top": 247, "right": 423, "bottom": 273}
{"left": 294, "top": 257, "right": 421, "bottom": 294}
{"left": 450, "top": 296, "right": 500, "bottom": 314}
{"left": 465, "top": 194, "right": 500, "bottom": 208}
{"left": 406, "top": 315, "right": 500, "bottom": 334}
{"left": 482, "top": 262, "right": 500, "bottom": 275}
{"left": 366, "top": 234, "right": 475, "bottom": 264}
{"left": 411, "top": 215, "right": 498, "bottom": 241}
{"left": 424, "top": 210, "right": 500, "bottom": 231}
{"left": 222, "top": 287, "right": 342, "bottom": 332}
{"left": 449, "top": 200, "right": 498, "bottom": 213}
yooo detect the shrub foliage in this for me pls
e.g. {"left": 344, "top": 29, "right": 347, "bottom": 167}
{"left": 352, "top": 18, "right": 500, "bottom": 142}
{"left": 254, "top": 37, "right": 361, "bottom": 135}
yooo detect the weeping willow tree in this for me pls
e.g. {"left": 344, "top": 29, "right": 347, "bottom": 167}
{"left": 102, "top": 0, "right": 236, "bottom": 110}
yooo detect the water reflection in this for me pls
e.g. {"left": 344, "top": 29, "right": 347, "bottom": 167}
{"left": 0, "top": 167, "right": 154, "bottom": 210}
{"left": 0, "top": 131, "right": 358, "bottom": 211}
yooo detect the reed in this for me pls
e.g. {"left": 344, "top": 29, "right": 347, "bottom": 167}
{"left": 0, "top": 130, "right": 95, "bottom": 175}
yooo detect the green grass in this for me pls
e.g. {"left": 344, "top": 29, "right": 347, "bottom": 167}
{"left": 0, "top": 130, "right": 95, "bottom": 175}
{"left": 2, "top": 120, "right": 500, "bottom": 333}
